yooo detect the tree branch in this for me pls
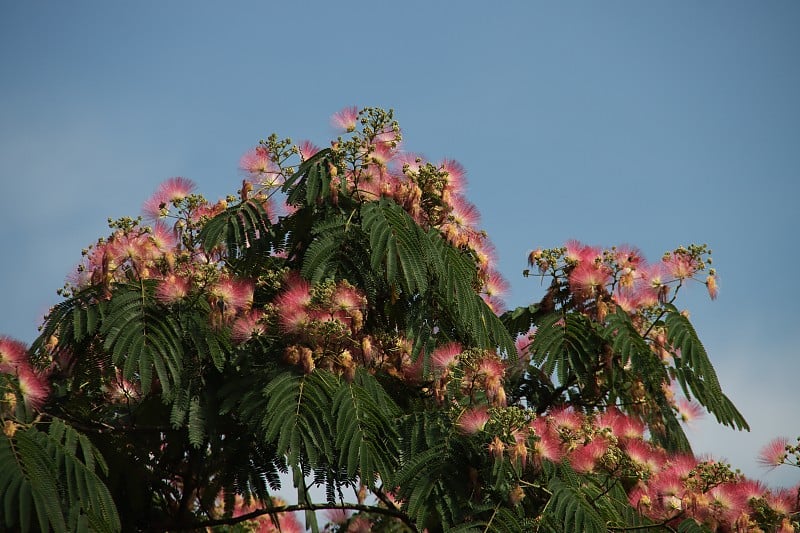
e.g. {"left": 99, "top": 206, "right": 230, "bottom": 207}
{"left": 151, "top": 501, "right": 417, "bottom": 532}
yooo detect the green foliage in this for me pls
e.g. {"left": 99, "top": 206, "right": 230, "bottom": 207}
{"left": 0, "top": 419, "right": 120, "bottom": 532}
{"left": 199, "top": 198, "right": 273, "bottom": 257}
{"left": 260, "top": 370, "right": 337, "bottom": 466}
{"left": 665, "top": 304, "right": 749, "bottom": 431}
{"left": 333, "top": 369, "right": 400, "bottom": 488}
{"left": 101, "top": 282, "right": 183, "bottom": 397}
{"left": 2, "top": 108, "right": 766, "bottom": 533}
{"left": 544, "top": 478, "right": 607, "bottom": 533}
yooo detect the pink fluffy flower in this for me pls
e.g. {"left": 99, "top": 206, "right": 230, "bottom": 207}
{"left": 612, "top": 289, "right": 641, "bottom": 313}
{"left": 240, "top": 146, "right": 282, "bottom": 187}
{"left": 706, "top": 274, "right": 719, "bottom": 300}
{"left": 323, "top": 508, "right": 351, "bottom": 526}
{"left": 663, "top": 252, "right": 697, "bottom": 280}
{"left": 548, "top": 407, "right": 582, "bottom": 432}
{"left": 706, "top": 483, "right": 749, "bottom": 524}
{"left": 676, "top": 397, "right": 704, "bottom": 424}
{"left": 440, "top": 158, "right": 467, "bottom": 194}
{"left": 568, "top": 437, "right": 609, "bottom": 473}
{"left": 569, "top": 262, "right": 611, "bottom": 298}
{"left": 532, "top": 429, "right": 564, "bottom": 464}
{"left": 448, "top": 194, "right": 480, "bottom": 229}
{"left": 457, "top": 405, "right": 490, "bottom": 434}
{"left": 394, "top": 152, "right": 426, "bottom": 175}
{"left": 0, "top": 336, "right": 28, "bottom": 374}
{"left": 210, "top": 278, "right": 253, "bottom": 312}
{"left": 432, "top": 342, "right": 462, "bottom": 372}
{"left": 613, "top": 244, "right": 644, "bottom": 270}
{"left": 596, "top": 408, "right": 645, "bottom": 440}
{"left": 331, "top": 106, "right": 359, "bottom": 132}
{"left": 623, "top": 440, "right": 666, "bottom": 473}
{"left": 332, "top": 284, "right": 366, "bottom": 311}
{"left": 482, "top": 269, "right": 509, "bottom": 299}
{"left": 275, "top": 275, "right": 312, "bottom": 332}
{"left": 142, "top": 177, "right": 196, "bottom": 220}
{"left": 514, "top": 329, "right": 535, "bottom": 361}
{"left": 16, "top": 365, "right": 50, "bottom": 410}
{"left": 757, "top": 437, "right": 790, "bottom": 468}
{"left": 150, "top": 222, "right": 178, "bottom": 253}
{"left": 155, "top": 274, "right": 191, "bottom": 304}
{"left": 297, "top": 140, "right": 320, "bottom": 161}
{"left": 232, "top": 309, "right": 267, "bottom": 344}
{"left": 564, "top": 240, "right": 601, "bottom": 265}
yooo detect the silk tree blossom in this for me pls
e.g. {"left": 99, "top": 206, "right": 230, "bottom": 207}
{"left": 706, "top": 273, "right": 719, "bottom": 300}
{"left": 330, "top": 106, "right": 359, "bottom": 132}
{"left": 232, "top": 309, "right": 267, "bottom": 344}
{"left": 439, "top": 158, "right": 467, "bottom": 195}
{"left": 481, "top": 294, "right": 506, "bottom": 315}
{"left": 155, "top": 274, "right": 191, "bottom": 304}
{"left": 432, "top": 342, "right": 462, "bottom": 372}
{"left": 332, "top": 283, "right": 367, "bottom": 312}
{"left": 481, "top": 268, "right": 509, "bottom": 300}
{"left": 514, "top": 329, "right": 535, "bottom": 361}
{"left": 240, "top": 146, "right": 283, "bottom": 188}
{"left": 564, "top": 240, "right": 601, "bottom": 265}
{"left": 568, "top": 261, "right": 612, "bottom": 299}
{"left": 676, "top": 397, "right": 705, "bottom": 425}
{"left": 712, "top": 483, "right": 751, "bottom": 523}
{"left": 569, "top": 438, "right": 610, "bottom": 474}
{"left": 595, "top": 407, "right": 645, "bottom": 440}
{"left": 142, "top": 177, "right": 196, "bottom": 220}
{"left": 394, "top": 152, "right": 426, "bottom": 175}
{"left": 662, "top": 249, "right": 700, "bottom": 281}
{"left": 366, "top": 141, "right": 395, "bottom": 168}
{"left": 296, "top": 139, "right": 320, "bottom": 161}
{"left": 447, "top": 194, "right": 480, "bottom": 229}
{"left": 210, "top": 278, "right": 253, "bottom": 311}
{"left": 457, "top": 405, "right": 491, "bottom": 434}
{"left": 623, "top": 440, "right": 666, "bottom": 474}
{"left": 548, "top": 407, "right": 582, "bottom": 433}
{"left": 230, "top": 495, "right": 303, "bottom": 533}
{"left": 613, "top": 244, "right": 644, "bottom": 271}
{"left": 757, "top": 437, "right": 790, "bottom": 468}
{"left": 0, "top": 335, "right": 27, "bottom": 373}
{"left": 149, "top": 222, "right": 178, "bottom": 254}
{"left": 16, "top": 365, "right": 50, "bottom": 410}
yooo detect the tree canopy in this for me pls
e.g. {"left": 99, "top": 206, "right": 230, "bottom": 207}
{"left": 1, "top": 107, "right": 797, "bottom": 532}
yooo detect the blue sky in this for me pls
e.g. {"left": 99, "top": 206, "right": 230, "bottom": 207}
{"left": 1, "top": 1, "right": 798, "bottom": 489}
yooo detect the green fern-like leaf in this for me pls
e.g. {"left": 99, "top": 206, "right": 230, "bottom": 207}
{"left": 199, "top": 198, "right": 273, "bottom": 256}
{"left": 677, "top": 517, "right": 713, "bottom": 533}
{"left": 100, "top": 283, "right": 183, "bottom": 397}
{"left": 664, "top": 304, "right": 749, "bottom": 431}
{"left": 282, "top": 148, "right": 333, "bottom": 206}
{"left": 0, "top": 420, "right": 120, "bottom": 533}
{"left": 362, "top": 199, "right": 428, "bottom": 296}
{"left": 427, "top": 230, "right": 517, "bottom": 357}
{"left": 332, "top": 369, "right": 400, "bottom": 488}
{"left": 260, "top": 370, "right": 336, "bottom": 466}
{"left": 300, "top": 216, "right": 349, "bottom": 282}
{"left": 546, "top": 478, "right": 607, "bottom": 533}
{"left": 530, "top": 312, "right": 596, "bottom": 387}
{"left": 187, "top": 396, "right": 206, "bottom": 448}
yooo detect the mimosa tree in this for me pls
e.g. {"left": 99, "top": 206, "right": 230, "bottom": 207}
{"left": 1, "top": 108, "right": 797, "bottom": 532}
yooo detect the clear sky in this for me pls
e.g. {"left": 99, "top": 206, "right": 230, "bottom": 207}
{"left": 1, "top": 1, "right": 798, "bottom": 489}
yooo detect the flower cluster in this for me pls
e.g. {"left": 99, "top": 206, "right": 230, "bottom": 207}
{"left": 0, "top": 336, "right": 49, "bottom": 415}
{"left": 266, "top": 106, "right": 510, "bottom": 313}
{"left": 271, "top": 276, "right": 370, "bottom": 380}
{"left": 529, "top": 241, "right": 717, "bottom": 316}
{"left": 476, "top": 405, "right": 799, "bottom": 531}
{"left": 209, "top": 494, "right": 303, "bottom": 533}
